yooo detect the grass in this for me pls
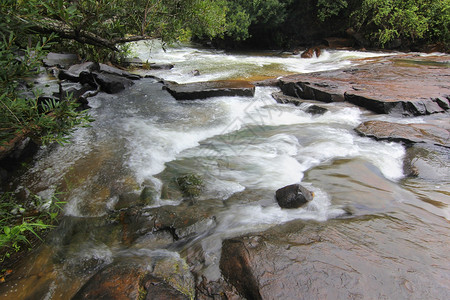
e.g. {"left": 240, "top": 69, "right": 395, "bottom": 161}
{"left": 0, "top": 191, "right": 65, "bottom": 268}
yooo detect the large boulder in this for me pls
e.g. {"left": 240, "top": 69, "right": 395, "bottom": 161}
{"left": 164, "top": 80, "right": 255, "bottom": 100}
{"left": 275, "top": 184, "right": 314, "bottom": 208}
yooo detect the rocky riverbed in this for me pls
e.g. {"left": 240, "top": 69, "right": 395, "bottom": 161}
{"left": 1, "top": 48, "right": 449, "bottom": 299}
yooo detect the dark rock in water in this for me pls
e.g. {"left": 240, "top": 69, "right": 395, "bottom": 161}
{"left": 272, "top": 91, "right": 303, "bottom": 105}
{"left": 305, "top": 104, "right": 328, "bottom": 115}
{"left": 301, "top": 47, "right": 321, "bottom": 58}
{"left": 275, "top": 184, "right": 313, "bottom": 208}
{"left": 94, "top": 72, "right": 134, "bottom": 94}
{"left": 355, "top": 120, "right": 450, "bottom": 148}
{"left": 165, "top": 80, "right": 255, "bottom": 100}
{"left": 114, "top": 186, "right": 157, "bottom": 210}
{"left": 60, "top": 62, "right": 140, "bottom": 82}
{"left": 272, "top": 92, "right": 328, "bottom": 115}
{"left": 72, "top": 262, "right": 188, "bottom": 300}
{"left": 220, "top": 216, "right": 450, "bottom": 300}
{"left": 140, "top": 186, "right": 157, "bottom": 206}
{"left": 59, "top": 62, "right": 100, "bottom": 81}
{"left": 78, "top": 72, "right": 134, "bottom": 94}
{"left": 99, "top": 63, "right": 141, "bottom": 80}
{"left": 120, "top": 57, "right": 144, "bottom": 68}
{"left": 148, "top": 63, "right": 174, "bottom": 70}
{"left": 190, "top": 69, "right": 200, "bottom": 76}
{"left": 43, "top": 52, "right": 79, "bottom": 69}
{"left": 120, "top": 203, "right": 217, "bottom": 245}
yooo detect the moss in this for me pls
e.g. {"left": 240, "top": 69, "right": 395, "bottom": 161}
{"left": 176, "top": 174, "right": 204, "bottom": 199}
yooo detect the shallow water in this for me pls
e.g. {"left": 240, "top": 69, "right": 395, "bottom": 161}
{"left": 1, "top": 42, "right": 449, "bottom": 299}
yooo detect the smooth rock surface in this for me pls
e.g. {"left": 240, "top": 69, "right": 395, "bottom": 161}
{"left": 220, "top": 216, "right": 450, "bottom": 299}
{"left": 279, "top": 55, "right": 450, "bottom": 116}
{"left": 164, "top": 80, "right": 256, "bottom": 100}
{"left": 355, "top": 120, "right": 450, "bottom": 148}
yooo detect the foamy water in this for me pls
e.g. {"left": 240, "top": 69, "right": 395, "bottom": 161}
{"left": 129, "top": 40, "right": 391, "bottom": 83}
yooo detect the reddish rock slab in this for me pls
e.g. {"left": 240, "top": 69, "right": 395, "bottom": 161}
{"left": 279, "top": 55, "right": 450, "bottom": 116}
{"left": 72, "top": 262, "right": 188, "bottom": 300}
{"left": 164, "top": 80, "right": 256, "bottom": 100}
{"left": 355, "top": 120, "right": 450, "bottom": 148}
{"left": 220, "top": 216, "right": 450, "bottom": 299}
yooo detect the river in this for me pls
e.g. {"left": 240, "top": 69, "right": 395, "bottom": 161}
{"left": 0, "top": 42, "right": 448, "bottom": 299}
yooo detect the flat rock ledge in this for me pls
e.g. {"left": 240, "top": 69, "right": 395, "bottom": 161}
{"left": 164, "top": 80, "right": 256, "bottom": 100}
{"left": 278, "top": 55, "right": 450, "bottom": 116}
{"left": 355, "top": 120, "right": 450, "bottom": 148}
{"left": 220, "top": 216, "right": 450, "bottom": 300}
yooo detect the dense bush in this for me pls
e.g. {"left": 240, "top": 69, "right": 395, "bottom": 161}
{"left": 212, "top": 0, "right": 449, "bottom": 50}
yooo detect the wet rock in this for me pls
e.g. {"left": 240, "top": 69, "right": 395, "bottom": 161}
{"left": 301, "top": 47, "right": 321, "bottom": 58}
{"left": 403, "top": 144, "right": 450, "bottom": 180}
{"left": 145, "top": 277, "right": 188, "bottom": 300}
{"left": 89, "top": 72, "right": 135, "bottom": 94}
{"left": 59, "top": 62, "right": 139, "bottom": 94}
{"left": 355, "top": 120, "right": 450, "bottom": 148}
{"left": 279, "top": 54, "right": 450, "bottom": 116}
{"left": 140, "top": 186, "right": 157, "bottom": 206}
{"left": 251, "top": 78, "right": 279, "bottom": 87}
{"left": 195, "top": 276, "right": 242, "bottom": 300}
{"left": 220, "top": 216, "right": 450, "bottom": 299}
{"left": 72, "top": 262, "right": 189, "bottom": 300}
{"left": 121, "top": 57, "right": 144, "bottom": 68}
{"left": 275, "top": 184, "right": 314, "bottom": 208}
{"left": 43, "top": 52, "right": 79, "bottom": 68}
{"left": 191, "top": 69, "right": 201, "bottom": 76}
{"left": 164, "top": 80, "right": 255, "bottom": 100}
{"left": 98, "top": 63, "right": 141, "bottom": 80}
{"left": 120, "top": 203, "right": 217, "bottom": 245}
{"left": 148, "top": 63, "right": 174, "bottom": 70}
{"left": 272, "top": 92, "right": 328, "bottom": 115}
{"left": 305, "top": 104, "right": 328, "bottom": 115}
{"left": 59, "top": 62, "right": 100, "bottom": 81}
{"left": 114, "top": 192, "right": 141, "bottom": 210}
{"left": 272, "top": 91, "right": 303, "bottom": 105}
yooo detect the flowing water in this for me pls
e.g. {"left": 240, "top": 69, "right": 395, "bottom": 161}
{"left": 1, "top": 42, "right": 449, "bottom": 299}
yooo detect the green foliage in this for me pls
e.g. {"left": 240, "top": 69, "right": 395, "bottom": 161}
{"left": 0, "top": 191, "right": 65, "bottom": 262}
{"left": 224, "top": 0, "right": 292, "bottom": 41}
{"left": 1, "top": 0, "right": 229, "bottom": 61}
{"left": 176, "top": 173, "right": 204, "bottom": 199}
{"left": 0, "top": 31, "right": 93, "bottom": 147}
{"left": 351, "top": 0, "right": 450, "bottom": 47}
{"left": 317, "top": 0, "right": 348, "bottom": 22}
